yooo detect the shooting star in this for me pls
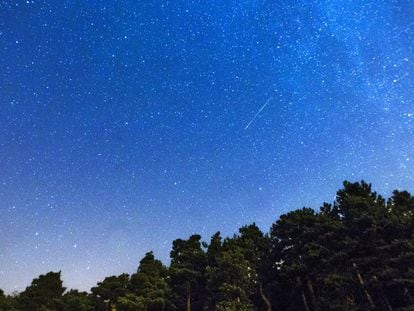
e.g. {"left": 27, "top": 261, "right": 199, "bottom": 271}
{"left": 244, "top": 96, "right": 273, "bottom": 130}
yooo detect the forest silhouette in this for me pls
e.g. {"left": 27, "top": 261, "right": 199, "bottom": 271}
{"left": 1, "top": 181, "right": 413, "bottom": 311}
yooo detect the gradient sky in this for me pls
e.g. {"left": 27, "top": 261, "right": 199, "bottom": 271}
{"left": 1, "top": 0, "right": 414, "bottom": 293}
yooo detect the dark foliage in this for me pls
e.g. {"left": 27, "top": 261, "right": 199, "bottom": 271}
{"left": 2, "top": 181, "right": 413, "bottom": 310}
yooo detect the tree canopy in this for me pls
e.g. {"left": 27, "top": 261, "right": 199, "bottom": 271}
{"left": 2, "top": 181, "right": 414, "bottom": 310}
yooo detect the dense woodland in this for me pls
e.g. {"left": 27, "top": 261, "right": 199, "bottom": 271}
{"left": 1, "top": 181, "right": 414, "bottom": 311}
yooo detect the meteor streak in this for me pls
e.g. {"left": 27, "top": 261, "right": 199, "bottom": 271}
{"left": 244, "top": 96, "right": 273, "bottom": 130}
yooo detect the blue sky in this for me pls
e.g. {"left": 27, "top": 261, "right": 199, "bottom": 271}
{"left": 1, "top": 0, "right": 413, "bottom": 293}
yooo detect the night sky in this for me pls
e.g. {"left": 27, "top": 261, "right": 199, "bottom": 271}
{"left": 1, "top": 0, "right": 414, "bottom": 293}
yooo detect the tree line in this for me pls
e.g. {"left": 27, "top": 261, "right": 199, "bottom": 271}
{"left": 1, "top": 181, "right": 414, "bottom": 310}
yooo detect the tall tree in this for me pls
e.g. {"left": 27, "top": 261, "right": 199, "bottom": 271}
{"left": 128, "top": 251, "right": 172, "bottom": 310}
{"left": 334, "top": 181, "right": 393, "bottom": 309}
{"left": 18, "top": 271, "right": 66, "bottom": 311}
{"left": 374, "top": 190, "right": 414, "bottom": 309}
{"left": 206, "top": 231, "right": 222, "bottom": 268}
{"left": 91, "top": 273, "right": 129, "bottom": 310}
{"left": 169, "top": 234, "right": 207, "bottom": 310}
{"left": 270, "top": 208, "right": 324, "bottom": 310}
{"left": 206, "top": 243, "right": 254, "bottom": 310}
{"left": 236, "top": 224, "right": 272, "bottom": 310}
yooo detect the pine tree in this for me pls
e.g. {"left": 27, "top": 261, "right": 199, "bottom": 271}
{"left": 18, "top": 271, "right": 66, "bottom": 311}
{"left": 169, "top": 235, "right": 207, "bottom": 310}
{"left": 91, "top": 273, "right": 129, "bottom": 310}
{"left": 128, "top": 251, "right": 172, "bottom": 310}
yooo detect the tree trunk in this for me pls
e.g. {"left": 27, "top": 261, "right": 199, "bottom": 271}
{"left": 186, "top": 281, "right": 191, "bottom": 311}
{"left": 296, "top": 277, "right": 310, "bottom": 311}
{"left": 353, "top": 263, "right": 375, "bottom": 309}
{"left": 306, "top": 279, "right": 318, "bottom": 311}
{"left": 259, "top": 282, "right": 272, "bottom": 311}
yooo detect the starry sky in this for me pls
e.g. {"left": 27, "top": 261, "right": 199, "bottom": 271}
{"left": 1, "top": 0, "right": 414, "bottom": 293}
